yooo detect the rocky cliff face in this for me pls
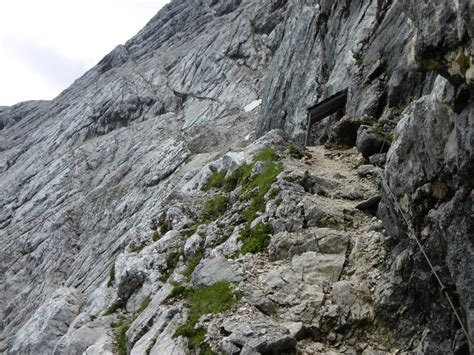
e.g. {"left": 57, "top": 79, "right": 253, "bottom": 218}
{"left": 0, "top": 0, "right": 472, "bottom": 354}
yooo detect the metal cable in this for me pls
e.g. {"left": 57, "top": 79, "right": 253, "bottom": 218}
{"left": 377, "top": 167, "right": 473, "bottom": 347}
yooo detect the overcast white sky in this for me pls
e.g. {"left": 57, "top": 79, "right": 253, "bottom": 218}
{"left": 0, "top": 0, "right": 170, "bottom": 106}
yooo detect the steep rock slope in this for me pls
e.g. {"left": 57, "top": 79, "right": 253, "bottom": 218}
{"left": 0, "top": 0, "right": 472, "bottom": 354}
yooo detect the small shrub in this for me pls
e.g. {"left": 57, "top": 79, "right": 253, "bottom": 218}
{"left": 275, "top": 197, "right": 283, "bottom": 206}
{"left": 104, "top": 300, "right": 124, "bottom": 316}
{"left": 181, "top": 224, "right": 199, "bottom": 239}
{"left": 117, "top": 323, "right": 129, "bottom": 355}
{"left": 158, "top": 216, "right": 169, "bottom": 235}
{"left": 152, "top": 231, "right": 160, "bottom": 241}
{"left": 137, "top": 296, "right": 151, "bottom": 314}
{"left": 107, "top": 264, "right": 115, "bottom": 288}
{"left": 355, "top": 53, "right": 364, "bottom": 67}
{"left": 202, "top": 195, "right": 229, "bottom": 222}
{"left": 146, "top": 336, "right": 157, "bottom": 355}
{"left": 225, "top": 164, "right": 252, "bottom": 191}
{"left": 268, "top": 187, "right": 281, "bottom": 199}
{"left": 239, "top": 223, "right": 273, "bottom": 254}
{"left": 161, "top": 249, "right": 183, "bottom": 281}
{"left": 173, "top": 282, "right": 238, "bottom": 351}
{"left": 287, "top": 142, "right": 303, "bottom": 159}
{"left": 240, "top": 162, "right": 283, "bottom": 223}
{"left": 325, "top": 142, "right": 352, "bottom": 151}
{"left": 204, "top": 170, "right": 227, "bottom": 191}
{"left": 183, "top": 248, "right": 204, "bottom": 281}
{"left": 170, "top": 282, "right": 188, "bottom": 300}
{"left": 130, "top": 241, "right": 147, "bottom": 253}
{"left": 253, "top": 147, "right": 279, "bottom": 163}
{"left": 393, "top": 106, "right": 404, "bottom": 117}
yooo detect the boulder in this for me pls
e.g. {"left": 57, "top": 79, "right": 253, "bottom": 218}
{"left": 192, "top": 255, "right": 241, "bottom": 286}
{"left": 356, "top": 125, "right": 390, "bottom": 158}
{"left": 220, "top": 320, "right": 297, "bottom": 354}
{"left": 9, "top": 288, "right": 83, "bottom": 355}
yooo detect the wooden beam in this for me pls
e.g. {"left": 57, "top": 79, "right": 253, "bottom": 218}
{"left": 308, "top": 89, "right": 348, "bottom": 126}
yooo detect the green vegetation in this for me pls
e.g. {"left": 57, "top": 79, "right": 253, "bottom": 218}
{"left": 253, "top": 147, "right": 279, "bottom": 162}
{"left": 372, "top": 123, "right": 394, "bottom": 143}
{"left": 117, "top": 323, "right": 129, "bottom": 355}
{"left": 146, "top": 336, "right": 157, "bottom": 355}
{"left": 287, "top": 142, "right": 303, "bottom": 159}
{"left": 104, "top": 300, "right": 124, "bottom": 316}
{"left": 170, "top": 281, "right": 188, "bottom": 300}
{"left": 158, "top": 216, "right": 169, "bottom": 235}
{"left": 107, "top": 264, "right": 115, "bottom": 288}
{"left": 130, "top": 241, "right": 147, "bottom": 253}
{"left": 202, "top": 195, "right": 229, "bottom": 223}
{"left": 239, "top": 223, "right": 273, "bottom": 254}
{"left": 152, "top": 231, "right": 160, "bottom": 241}
{"left": 393, "top": 106, "right": 404, "bottom": 117}
{"left": 201, "top": 148, "right": 281, "bottom": 256}
{"left": 242, "top": 162, "right": 283, "bottom": 222}
{"left": 181, "top": 224, "right": 199, "bottom": 239}
{"left": 109, "top": 295, "right": 153, "bottom": 355}
{"left": 204, "top": 170, "right": 227, "bottom": 191}
{"left": 161, "top": 249, "right": 183, "bottom": 281}
{"left": 137, "top": 296, "right": 151, "bottom": 314}
{"left": 268, "top": 187, "right": 281, "bottom": 199}
{"left": 238, "top": 149, "right": 283, "bottom": 223}
{"left": 275, "top": 197, "right": 283, "bottom": 206}
{"left": 355, "top": 56, "right": 364, "bottom": 66}
{"left": 173, "top": 282, "right": 238, "bottom": 352}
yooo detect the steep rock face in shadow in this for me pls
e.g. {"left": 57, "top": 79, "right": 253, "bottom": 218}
{"left": 255, "top": 0, "right": 435, "bottom": 140}
{"left": 377, "top": 0, "right": 473, "bottom": 351}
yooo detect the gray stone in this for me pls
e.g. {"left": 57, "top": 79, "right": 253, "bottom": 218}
{"left": 221, "top": 320, "right": 297, "bottom": 354}
{"left": 340, "top": 184, "right": 365, "bottom": 200}
{"left": 183, "top": 233, "right": 204, "bottom": 260}
{"left": 357, "top": 164, "right": 379, "bottom": 177}
{"left": 9, "top": 288, "right": 83, "bottom": 354}
{"left": 245, "top": 290, "right": 275, "bottom": 316}
{"left": 369, "top": 153, "right": 387, "bottom": 166}
{"left": 291, "top": 251, "right": 346, "bottom": 284}
{"left": 356, "top": 125, "right": 390, "bottom": 159}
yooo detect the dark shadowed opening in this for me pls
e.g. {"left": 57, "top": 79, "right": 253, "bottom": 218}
{"left": 305, "top": 89, "right": 348, "bottom": 146}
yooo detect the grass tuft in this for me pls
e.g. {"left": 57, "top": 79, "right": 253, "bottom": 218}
{"left": 104, "top": 300, "right": 125, "bottom": 316}
{"left": 239, "top": 223, "right": 273, "bottom": 254}
{"left": 202, "top": 195, "right": 229, "bottom": 222}
{"left": 161, "top": 249, "right": 183, "bottom": 281}
{"left": 107, "top": 263, "right": 116, "bottom": 288}
{"left": 183, "top": 248, "right": 204, "bottom": 281}
{"left": 137, "top": 296, "right": 151, "bottom": 314}
{"left": 253, "top": 147, "right": 279, "bottom": 163}
{"left": 117, "top": 323, "right": 129, "bottom": 355}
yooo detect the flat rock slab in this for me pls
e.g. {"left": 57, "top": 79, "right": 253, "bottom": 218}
{"left": 192, "top": 255, "right": 241, "bottom": 287}
{"left": 221, "top": 320, "right": 297, "bottom": 354}
{"left": 291, "top": 251, "right": 346, "bottom": 284}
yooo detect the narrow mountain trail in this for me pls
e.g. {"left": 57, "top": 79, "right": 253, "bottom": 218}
{"left": 203, "top": 144, "right": 397, "bottom": 354}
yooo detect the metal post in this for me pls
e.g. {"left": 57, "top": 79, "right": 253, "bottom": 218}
{"left": 304, "top": 112, "right": 310, "bottom": 147}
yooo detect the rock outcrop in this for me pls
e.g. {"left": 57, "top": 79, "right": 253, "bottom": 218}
{"left": 0, "top": 0, "right": 472, "bottom": 354}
